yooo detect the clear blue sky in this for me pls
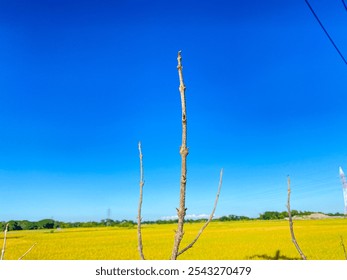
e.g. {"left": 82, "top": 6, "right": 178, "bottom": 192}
{"left": 1, "top": 0, "right": 346, "bottom": 222}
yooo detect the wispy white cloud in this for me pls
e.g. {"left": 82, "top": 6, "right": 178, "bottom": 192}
{"left": 160, "top": 214, "right": 210, "bottom": 220}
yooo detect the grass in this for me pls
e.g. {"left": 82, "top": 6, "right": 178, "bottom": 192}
{"left": 2, "top": 219, "right": 347, "bottom": 260}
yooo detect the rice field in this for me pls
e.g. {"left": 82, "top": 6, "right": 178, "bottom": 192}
{"left": 2, "top": 219, "right": 347, "bottom": 260}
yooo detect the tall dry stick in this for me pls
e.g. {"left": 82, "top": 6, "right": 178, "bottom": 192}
{"left": 171, "top": 50, "right": 189, "bottom": 260}
{"left": 137, "top": 141, "right": 145, "bottom": 260}
{"left": 287, "top": 176, "right": 306, "bottom": 260}
{"left": 177, "top": 168, "right": 223, "bottom": 257}
{"left": 1, "top": 223, "right": 9, "bottom": 260}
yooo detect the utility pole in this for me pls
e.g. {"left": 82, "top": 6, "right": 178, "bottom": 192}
{"left": 107, "top": 208, "right": 111, "bottom": 226}
{"left": 338, "top": 167, "right": 347, "bottom": 216}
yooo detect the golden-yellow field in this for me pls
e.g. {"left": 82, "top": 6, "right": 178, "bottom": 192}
{"left": 2, "top": 219, "right": 347, "bottom": 260}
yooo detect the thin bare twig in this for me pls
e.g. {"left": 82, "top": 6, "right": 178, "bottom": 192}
{"left": 171, "top": 50, "right": 189, "bottom": 260}
{"left": 137, "top": 141, "right": 145, "bottom": 260}
{"left": 340, "top": 236, "right": 347, "bottom": 260}
{"left": 287, "top": 176, "right": 306, "bottom": 260}
{"left": 177, "top": 168, "right": 223, "bottom": 257}
{"left": 18, "top": 243, "right": 37, "bottom": 260}
{"left": 1, "top": 223, "right": 9, "bottom": 260}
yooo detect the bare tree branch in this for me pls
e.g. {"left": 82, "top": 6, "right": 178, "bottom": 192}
{"left": 171, "top": 50, "right": 189, "bottom": 260}
{"left": 18, "top": 243, "right": 37, "bottom": 260}
{"left": 287, "top": 176, "right": 306, "bottom": 260}
{"left": 1, "top": 223, "right": 9, "bottom": 260}
{"left": 136, "top": 51, "right": 222, "bottom": 260}
{"left": 137, "top": 141, "right": 145, "bottom": 260}
{"left": 177, "top": 168, "right": 223, "bottom": 257}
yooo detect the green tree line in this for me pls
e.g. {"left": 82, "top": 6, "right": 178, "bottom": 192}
{"left": 0, "top": 219, "right": 136, "bottom": 231}
{"left": 1, "top": 211, "right": 344, "bottom": 231}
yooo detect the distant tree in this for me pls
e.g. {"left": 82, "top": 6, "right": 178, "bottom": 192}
{"left": 218, "top": 215, "right": 251, "bottom": 221}
{"left": 259, "top": 211, "right": 281, "bottom": 220}
{"left": 7, "top": 221, "right": 22, "bottom": 231}
{"left": 101, "top": 219, "right": 114, "bottom": 227}
{"left": 327, "top": 212, "right": 344, "bottom": 217}
{"left": 290, "top": 210, "right": 299, "bottom": 217}
{"left": 118, "top": 220, "right": 135, "bottom": 228}
{"left": 37, "top": 219, "right": 55, "bottom": 229}
{"left": 17, "top": 220, "right": 38, "bottom": 230}
{"left": 153, "top": 219, "right": 178, "bottom": 225}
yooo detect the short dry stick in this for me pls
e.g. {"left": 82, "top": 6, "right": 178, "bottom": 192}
{"left": 177, "top": 168, "right": 223, "bottom": 257}
{"left": 287, "top": 176, "right": 306, "bottom": 260}
{"left": 340, "top": 236, "right": 347, "bottom": 260}
{"left": 18, "top": 243, "right": 37, "bottom": 260}
{"left": 1, "top": 223, "right": 9, "bottom": 260}
{"left": 137, "top": 141, "right": 145, "bottom": 260}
